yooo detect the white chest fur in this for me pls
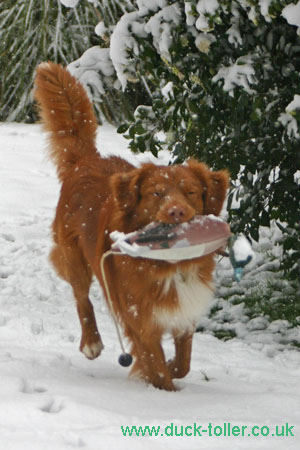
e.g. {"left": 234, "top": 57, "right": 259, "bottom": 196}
{"left": 154, "top": 270, "right": 214, "bottom": 334}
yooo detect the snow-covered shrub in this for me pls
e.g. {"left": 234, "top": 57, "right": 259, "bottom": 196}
{"left": 200, "top": 224, "right": 300, "bottom": 348}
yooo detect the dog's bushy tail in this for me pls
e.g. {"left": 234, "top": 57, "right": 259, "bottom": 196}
{"left": 34, "top": 62, "right": 98, "bottom": 182}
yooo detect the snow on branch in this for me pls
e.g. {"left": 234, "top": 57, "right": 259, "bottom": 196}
{"left": 282, "top": 1, "right": 300, "bottom": 29}
{"left": 59, "top": 0, "right": 98, "bottom": 6}
{"left": 212, "top": 55, "right": 256, "bottom": 97}
{"left": 195, "top": 0, "right": 220, "bottom": 31}
{"left": 110, "top": 11, "right": 146, "bottom": 90}
{"left": 278, "top": 94, "right": 300, "bottom": 139}
{"left": 278, "top": 113, "right": 299, "bottom": 139}
{"left": 68, "top": 47, "right": 116, "bottom": 100}
{"left": 145, "top": 4, "right": 181, "bottom": 61}
{"left": 110, "top": 2, "right": 182, "bottom": 90}
{"left": 60, "top": 0, "right": 80, "bottom": 7}
{"left": 286, "top": 94, "right": 300, "bottom": 114}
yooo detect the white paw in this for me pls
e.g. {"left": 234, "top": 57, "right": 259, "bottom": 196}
{"left": 82, "top": 341, "right": 104, "bottom": 360}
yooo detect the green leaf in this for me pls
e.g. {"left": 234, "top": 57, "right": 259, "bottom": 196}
{"left": 260, "top": 210, "right": 270, "bottom": 227}
{"left": 117, "top": 123, "right": 129, "bottom": 134}
{"left": 128, "top": 125, "right": 136, "bottom": 139}
{"left": 135, "top": 123, "right": 146, "bottom": 135}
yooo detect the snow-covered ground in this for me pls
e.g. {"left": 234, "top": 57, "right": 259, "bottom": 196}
{"left": 0, "top": 122, "right": 299, "bottom": 450}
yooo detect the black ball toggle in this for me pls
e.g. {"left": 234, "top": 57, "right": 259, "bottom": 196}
{"left": 118, "top": 353, "right": 133, "bottom": 367}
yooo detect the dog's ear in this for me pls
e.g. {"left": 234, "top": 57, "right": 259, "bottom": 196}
{"left": 187, "top": 159, "right": 230, "bottom": 216}
{"left": 110, "top": 169, "right": 142, "bottom": 212}
{"left": 204, "top": 169, "right": 230, "bottom": 215}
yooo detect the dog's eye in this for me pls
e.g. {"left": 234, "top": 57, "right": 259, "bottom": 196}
{"left": 153, "top": 191, "right": 162, "bottom": 197}
{"left": 188, "top": 191, "right": 196, "bottom": 196}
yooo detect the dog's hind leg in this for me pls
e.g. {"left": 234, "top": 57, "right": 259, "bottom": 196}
{"left": 50, "top": 243, "right": 104, "bottom": 360}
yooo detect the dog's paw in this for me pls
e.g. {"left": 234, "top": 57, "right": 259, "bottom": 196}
{"left": 81, "top": 339, "right": 104, "bottom": 360}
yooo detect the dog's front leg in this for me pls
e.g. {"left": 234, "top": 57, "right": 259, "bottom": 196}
{"left": 168, "top": 332, "right": 193, "bottom": 379}
{"left": 76, "top": 297, "right": 104, "bottom": 360}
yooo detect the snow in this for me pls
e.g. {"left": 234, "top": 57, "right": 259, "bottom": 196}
{"left": 185, "top": 2, "right": 196, "bottom": 27}
{"left": 68, "top": 47, "right": 116, "bottom": 99}
{"left": 276, "top": 94, "right": 300, "bottom": 138}
{"left": 144, "top": 4, "right": 181, "bottom": 61}
{"left": 196, "top": 0, "right": 220, "bottom": 31}
{"left": 226, "top": 17, "right": 242, "bottom": 47}
{"left": 1, "top": 122, "right": 300, "bottom": 449}
{"left": 60, "top": 0, "right": 80, "bottom": 7}
{"left": 278, "top": 112, "right": 299, "bottom": 139}
{"left": 259, "top": 0, "right": 272, "bottom": 22}
{"left": 212, "top": 55, "right": 256, "bottom": 97}
{"left": 109, "top": 2, "right": 181, "bottom": 90}
{"left": 110, "top": 11, "right": 144, "bottom": 90}
{"left": 94, "top": 21, "right": 108, "bottom": 39}
{"left": 161, "top": 81, "right": 174, "bottom": 99}
{"left": 231, "top": 234, "right": 254, "bottom": 263}
{"left": 136, "top": 0, "right": 168, "bottom": 16}
{"left": 286, "top": 94, "right": 300, "bottom": 113}
{"left": 282, "top": 1, "right": 300, "bottom": 29}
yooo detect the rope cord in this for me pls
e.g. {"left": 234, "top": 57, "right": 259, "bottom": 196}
{"left": 100, "top": 250, "right": 127, "bottom": 355}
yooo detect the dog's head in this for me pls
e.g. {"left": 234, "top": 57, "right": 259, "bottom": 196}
{"left": 110, "top": 159, "right": 229, "bottom": 230}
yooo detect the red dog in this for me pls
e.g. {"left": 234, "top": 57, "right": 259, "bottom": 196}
{"left": 34, "top": 63, "right": 229, "bottom": 391}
